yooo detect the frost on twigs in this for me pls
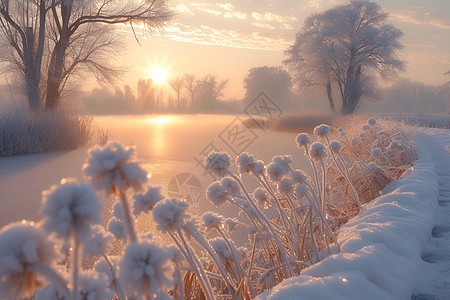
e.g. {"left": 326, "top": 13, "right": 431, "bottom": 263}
{"left": 0, "top": 222, "right": 58, "bottom": 298}
{"left": 82, "top": 141, "right": 148, "bottom": 195}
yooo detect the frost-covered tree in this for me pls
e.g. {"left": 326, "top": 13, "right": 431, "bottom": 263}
{"left": 243, "top": 66, "right": 295, "bottom": 109}
{"left": 0, "top": 0, "right": 48, "bottom": 110}
{"left": 0, "top": 0, "right": 174, "bottom": 110}
{"left": 284, "top": 0, "right": 404, "bottom": 114}
{"left": 44, "top": 0, "right": 174, "bottom": 109}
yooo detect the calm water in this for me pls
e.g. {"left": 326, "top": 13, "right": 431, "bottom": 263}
{"left": 94, "top": 114, "right": 311, "bottom": 238}
{"left": 0, "top": 114, "right": 311, "bottom": 234}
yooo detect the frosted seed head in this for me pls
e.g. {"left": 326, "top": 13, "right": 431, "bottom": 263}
{"left": 278, "top": 177, "right": 294, "bottom": 195}
{"left": 266, "top": 162, "right": 287, "bottom": 183}
{"left": 206, "top": 182, "right": 228, "bottom": 207}
{"left": 272, "top": 155, "right": 292, "bottom": 171}
{"left": 0, "top": 222, "right": 58, "bottom": 298}
{"left": 236, "top": 152, "right": 262, "bottom": 176}
{"left": 220, "top": 177, "right": 240, "bottom": 195}
{"left": 83, "top": 142, "right": 148, "bottom": 195}
{"left": 296, "top": 133, "right": 311, "bottom": 148}
{"left": 292, "top": 169, "right": 308, "bottom": 184}
{"left": 82, "top": 225, "right": 114, "bottom": 258}
{"left": 309, "top": 142, "right": 327, "bottom": 162}
{"left": 368, "top": 162, "right": 378, "bottom": 171}
{"left": 152, "top": 198, "right": 190, "bottom": 234}
{"left": 133, "top": 186, "right": 165, "bottom": 216}
{"left": 107, "top": 218, "right": 127, "bottom": 243}
{"left": 119, "top": 240, "right": 174, "bottom": 297}
{"left": 41, "top": 179, "right": 102, "bottom": 240}
{"left": 201, "top": 212, "right": 223, "bottom": 230}
{"left": 253, "top": 187, "right": 270, "bottom": 209}
{"left": 371, "top": 148, "right": 382, "bottom": 158}
{"left": 313, "top": 124, "right": 330, "bottom": 138}
{"left": 205, "top": 152, "right": 230, "bottom": 178}
{"left": 330, "top": 140, "right": 342, "bottom": 153}
{"left": 389, "top": 140, "right": 400, "bottom": 150}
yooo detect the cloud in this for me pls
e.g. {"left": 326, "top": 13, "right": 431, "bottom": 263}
{"left": 217, "top": 3, "right": 234, "bottom": 12}
{"left": 224, "top": 11, "right": 247, "bottom": 20}
{"left": 251, "top": 12, "right": 297, "bottom": 23}
{"left": 253, "top": 22, "right": 277, "bottom": 30}
{"left": 175, "top": 4, "right": 194, "bottom": 15}
{"left": 404, "top": 50, "right": 450, "bottom": 66}
{"left": 162, "top": 23, "right": 292, "bottom": 51}
{"left": 198, "top": 7, "right": 222, "bottom": 16}
{"left": 174, "top": 2, "right": 247, "bottom": 20}
{"left": 391, "top": 10, "right": 450, "bottom": 29}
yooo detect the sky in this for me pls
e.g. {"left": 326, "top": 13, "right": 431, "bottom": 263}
{"left": 116, "top": 0, "right": 450, "bottom": 99}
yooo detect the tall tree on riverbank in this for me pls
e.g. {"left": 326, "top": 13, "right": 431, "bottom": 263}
{"left": 0, "top": 0, "right": 174, "bottom": 110}
{"left": 284, "top": 0, "right": 404, "bottom": 114}
{"left": 0, "top": 0, "right": 48, "bottom": 110}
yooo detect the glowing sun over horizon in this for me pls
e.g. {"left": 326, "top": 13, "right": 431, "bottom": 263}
{"left": 151, "top": 66, "right": 168, "bottom": 84}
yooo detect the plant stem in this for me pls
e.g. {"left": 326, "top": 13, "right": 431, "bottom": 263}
{"left": 72, "top": 236, "right": 80, "bottom": 300}
{"left": 226, "top": 170, "right": 295, "bottom": 277}
{"left": 119, "top": 189, "right": 137, "bottom": 242}
{"left": 102, "top": 254, "right": 126, "bottom": 300}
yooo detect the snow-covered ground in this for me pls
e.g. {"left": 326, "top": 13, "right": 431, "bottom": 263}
{"left": 257, "top": 127, "right": 450, "bottom": 300}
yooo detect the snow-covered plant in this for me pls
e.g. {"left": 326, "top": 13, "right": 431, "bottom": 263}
{"left": 0, "top": 118, "right": 418, "bottom": 299}
{"left": 0, "top": 222, "right": 66, "bottom": 298}
{"left": 205, "top": 152, "right": 231, "bottom": 178}
{"left": 119, "top": 239, "right": 174, "bottom": 299}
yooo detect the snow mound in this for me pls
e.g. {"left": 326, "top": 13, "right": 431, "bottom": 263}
{"left": 257, "top": 131, "right": 440, "bottom": 300}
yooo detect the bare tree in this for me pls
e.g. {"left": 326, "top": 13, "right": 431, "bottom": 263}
{"left": 194, "top": 75, "right": 228, "bottom": 112}
{"left": 0, "top": 0, "right": 48, "bottom": 110}
{"left": 137, "top": 78, "right": 156, "bottom": 112}
{"left": 169, "top": 77, "right": 184, "bottom": 110}
{"left": 284, "top": 0, "right": 404, "bottom": 114}
{"left": 44, "top": 0, "right": 174, "bottom": 109}
{"left": 183, "top": 73, "right": 196, "bottom": 111}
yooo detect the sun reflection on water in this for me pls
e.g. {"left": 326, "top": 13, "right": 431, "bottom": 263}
{"left": 146, "top": 116, "right": 174, "bottom": 124}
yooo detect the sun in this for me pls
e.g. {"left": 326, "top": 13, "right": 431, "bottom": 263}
{"left": 151, "top": 66, "right": 167, "bottom": 84}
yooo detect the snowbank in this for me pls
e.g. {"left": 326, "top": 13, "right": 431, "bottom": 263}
{"left": 257, "top": 131, "right": 440, "bottom": 300}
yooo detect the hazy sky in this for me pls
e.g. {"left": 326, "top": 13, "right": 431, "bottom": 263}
{"left": 117, "top": 0, "right": 450, "bottom": 99}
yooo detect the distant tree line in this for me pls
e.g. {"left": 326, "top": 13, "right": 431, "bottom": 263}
{"left": 82, "top": 74, "right": 242, "bottom": 114}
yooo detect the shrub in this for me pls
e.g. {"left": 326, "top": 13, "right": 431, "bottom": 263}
{"left": 0, "top": 102, "right": 102, "bottom": 156}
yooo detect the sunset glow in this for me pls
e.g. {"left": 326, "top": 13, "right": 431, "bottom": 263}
{"left": 151, "top": 66, "right": 168, "bottom": 84}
